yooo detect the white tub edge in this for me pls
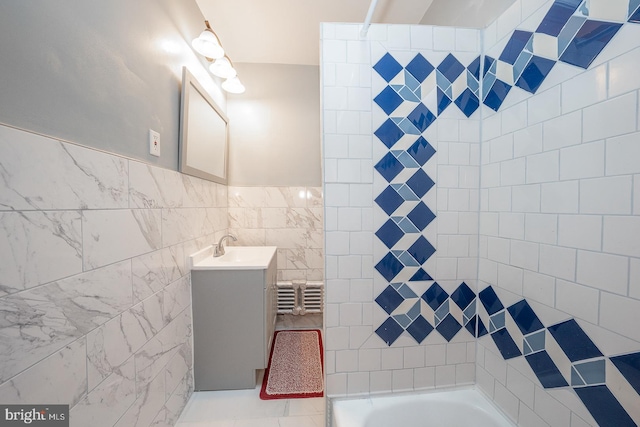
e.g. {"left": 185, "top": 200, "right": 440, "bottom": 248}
{"left": 330, "top": 386, "right": 517, "bottom": 427}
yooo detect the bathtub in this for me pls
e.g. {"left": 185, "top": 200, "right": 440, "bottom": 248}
{"left": 331, "top": 388, "right": 515, "bottom": 427}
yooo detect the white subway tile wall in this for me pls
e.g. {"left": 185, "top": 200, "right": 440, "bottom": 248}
{"left": 324, "top": 0, "right": 640, "bottom": 425}
{"left": 476, "top": 0, "right": 640, "bottom": 426}
{"left": 322, "top": 22, "right": 481, "bottom": 398}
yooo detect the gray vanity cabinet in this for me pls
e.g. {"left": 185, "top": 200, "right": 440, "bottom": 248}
{"left": 191, "top": 254, "right": 277, "bottom": 391}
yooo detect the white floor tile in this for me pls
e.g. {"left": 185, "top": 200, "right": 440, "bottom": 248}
{"left": 177, "top": 315, "right": 325, "bottom": 426}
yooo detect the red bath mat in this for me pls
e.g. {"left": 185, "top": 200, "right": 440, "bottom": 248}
{"left": 260, "top": 329, "right": 324, "bottom": 399}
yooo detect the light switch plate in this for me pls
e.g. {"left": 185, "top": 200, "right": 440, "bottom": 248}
{"left": 149, "top": 129, "right": 160, "bottom": 157}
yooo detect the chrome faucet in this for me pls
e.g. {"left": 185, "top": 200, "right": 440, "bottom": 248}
{"left": 213, "top": 234, "right": 237, "bottom": 257}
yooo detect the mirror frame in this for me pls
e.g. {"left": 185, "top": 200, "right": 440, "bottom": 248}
{"left": 179, "top": 67, "right": 229, "bottom": 184}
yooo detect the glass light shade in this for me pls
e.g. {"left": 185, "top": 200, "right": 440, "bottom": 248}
{"left": 209, "top": 57, "right": 237, "bottom": 79}
{"left": 222, "top": 76, "right": 245, "bottom": 94}
{"left": 191, "top": 30, "right": 224, "bottom": 59}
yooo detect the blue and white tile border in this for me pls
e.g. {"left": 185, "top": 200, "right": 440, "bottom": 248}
{"left": 369, "top": 0, "right": 640, "bottom": 423}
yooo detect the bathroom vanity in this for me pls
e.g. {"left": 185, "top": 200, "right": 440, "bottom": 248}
{"left": 189, "top": 245, "right": 278, "bottom": 391}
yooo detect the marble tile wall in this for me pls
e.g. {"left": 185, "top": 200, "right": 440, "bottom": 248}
{"left": 0, "top": 123, "right": 229, "bottom": 426}
{"left": 228, "top": 186, "right": 324, "bottom": 281}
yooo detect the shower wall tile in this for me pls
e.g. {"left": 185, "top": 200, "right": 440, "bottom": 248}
{"left": 606, "top": 133, "right": 640, "bottom": 175}
{"left": 561, "top": 64, "right": 607, "bottom": 113}
{"left": 608, "top": 46, "right": 640, "bottom": 97}
{"left": 0, "top": 124, "right": 227, "bottom": 426}
{"left": 320, "top": 2, "right": 640, "bottom": 425}
{"left": 323, "top": 22, "right": 481, "bottom": 398}
{"left": 478, "top": 1, "right": 640, "bottom": 425}
{"left": 559, "top": 141, "right": 605, "bottom": 180}
{"left": 582, "top": 92, "right": 638, "bottom": 142}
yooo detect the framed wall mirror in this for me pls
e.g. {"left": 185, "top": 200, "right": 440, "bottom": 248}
{"left": 179, "top": 67, "right": 229, "bottom": 184}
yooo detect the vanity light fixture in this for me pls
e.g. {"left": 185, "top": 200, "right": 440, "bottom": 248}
{"left": 209, "top": 56, "right": 237, "bottom": 79}
{"left": 191, "top": 21, "right": 224, "bottom": 59}
{"left": 193, "top": 20, "right": 245, "bottom": 94}
{"left": 221, "top": 76, "right": 245, "bottom": 94}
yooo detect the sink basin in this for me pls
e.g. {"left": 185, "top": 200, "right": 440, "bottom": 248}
{"left": 189, "top": 245, "right": 277, "bottom": 270}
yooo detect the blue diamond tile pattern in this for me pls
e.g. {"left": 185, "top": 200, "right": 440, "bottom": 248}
{"left": 405, "top": 53, "right": 435, "bottom": 83}
{"left": 370, "top": 16, "right": 640, "bottom": 422}
{"left": 375, "top": 186, "right": 404, "bottom": 216}
{"left": 374, "top": 285, "right": 404, "bottom": 315}
{"left": 474, "top": 286, "right": 640, "bottom": 425}
{"left": 572, "top": 359, "right": 606, "bottom": 386}
{"left": 484, "top": 79, "right": 512, "bottom": 112}
{"left": 374, "top": 119, "right": 404, "bottom": 148}
{"left": 468, "top": 56, "right": 481, "bottom": 80}
{"left": 408, "top": 137, "right": 436, "bottom": 166}
{"left": 526, "top": 351, "right": 569, "bottom": 388}
{"left": 374, "top": 152, "right": 404, "bottom": 182}
{"left": 375, "top": 219, "right": 405, "bottom": 249}
{"left": 574, "top": 386, "right": 636, "bottom": 427}
{"left": 537, "top": 0, "right": 583, "bottom": 36}
{"left": 560, "top": 20, "right": 623, "bottom": 69}
{"left": 375, "top": 252, "right": 405, "bottom": 282}
{"left": 437, "top": 314, "right": 463, "bottom": 342}
{"left": 515, "top": 56, "right": 556, "bottom": 93}
{"left": 410, "top": 268, "right": 433, "bottom": 281}
{"left": 375, "top": 317, "right": 405, "bottom": 345}
{"left": 423, "top": 283, "right": 449, "bottom": 311}
{"left": 373, "top": 53, "right": 403, "bottom": 82}
{"left": 632, "top": 5, "right": 640, "bottom": 22}
{"left": 492, "top": 328, "right": 523, "bottom": 359}
{"left": 407, "top": 103, "right": 436, "bottom": 132}
{"left": 374, "top": 86, "right": 404, "bottom": 115}
{"left": 500, "top": 30, "right": 534, "bottom": 64}
{"left": 406, "top": 315, "right": 434, "bottom": 343}
{"left": 479, "top": 286, "right": 504, "bottom": 315}
{"left": 375, "top": 282, "right": 478, "bottom": 344}
{"left": 407, "top": 201, "right": 435, "bottom": 231}
{"left": 548, "top": 319, "right": 603, "bottom": 362}
{"left": 507, "top": 300, "right": 544, "bottom": 335}
{"left": 406, "top": 169, "right": 435, "bottom": 198}
{"left": 437, "top": 53, "right": 465, "bottom": 82}
{"left": 477, "top": 0, "right": 640, "bottom": 111}
{"left": 611, "top": 353, "right": 640, "bottom": 395}
{"left": 451, "top": 282, "right": 475, "bottom": 310}
{"left": 455, "top": 89, "right": 480, "bottom": 118}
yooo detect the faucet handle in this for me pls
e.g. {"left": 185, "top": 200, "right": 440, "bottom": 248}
{"left": 213, "top": 233, "right": 237, "bottom": 257}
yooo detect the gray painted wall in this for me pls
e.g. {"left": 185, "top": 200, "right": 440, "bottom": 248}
{"left": 0, "top": 0, "right": 222, "bottom": 170}
{"left": 226, "top": 63, "right": 321, "bottom": 186}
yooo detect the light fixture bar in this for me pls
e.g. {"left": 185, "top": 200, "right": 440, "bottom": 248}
{"left": 193, "top": 20, "right": 245, "bottom": 94}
